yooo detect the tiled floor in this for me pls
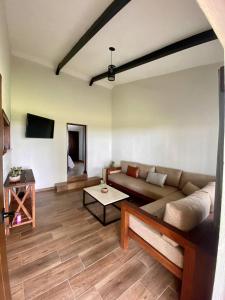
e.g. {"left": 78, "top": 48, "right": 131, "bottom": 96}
{"left": 68, "top": 162, "right": 84, "bottom": 178}
{"left": 6, "top": 190, "right": 180, "bottom": 300}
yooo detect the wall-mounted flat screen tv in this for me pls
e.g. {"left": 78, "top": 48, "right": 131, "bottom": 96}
{"left": 25, "top": 113, "right": 54, "bottom": 138}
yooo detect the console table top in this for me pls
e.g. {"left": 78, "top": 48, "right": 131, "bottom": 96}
{"left": 4, "top": 169, "right": 35, "bottom": 187}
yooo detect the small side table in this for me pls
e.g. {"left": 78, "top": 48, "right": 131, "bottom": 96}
{"left": 4, "top": 169, "right": 36, "bottom": 235}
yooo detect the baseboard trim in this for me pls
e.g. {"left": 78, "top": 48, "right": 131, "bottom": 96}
{"left": 36, "top": 186, "right": 55, "bottom": 193}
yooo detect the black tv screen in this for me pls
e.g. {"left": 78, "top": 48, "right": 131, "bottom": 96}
{"left": 25, "top": 113, "right": 54, "bottom": 138}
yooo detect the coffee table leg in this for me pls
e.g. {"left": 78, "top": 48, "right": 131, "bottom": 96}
{"left": 83, "top": 190, "right": 86, "bottom": 207}
{"left": 103, "top": 205, "right": 106, "bottom": 225}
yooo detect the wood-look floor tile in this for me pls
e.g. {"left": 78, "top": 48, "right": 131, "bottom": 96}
{"left": 11, "top": 283, "right": 25, "bottom": 300}
{"left": 97, "top": 222, "right": 120, "bottom": 239}
{"left": 7, "top": 190, "right": 179, "bottom": 300}
{"left": 32, "top": 281, "right": 74, "bottom": 300}
{"left": 169, "top": 278, "right": 181, "bottom": 294}
{"left": 62, "top": 212, "right": 91, "bottom": 227}
{"left": 58, "top": 233, "right": 102, "bottom": 262}
{"left": 80, "top": 236, "right": 119, "bottom": 267}
{"left": 68, "top": 222, "right": 102, "bottom": 242}
{"left": 21, "top": 236, "right": 71, "bottom": 265}
{"left": 20, "top": 222, "right": 63, "bottom": 238}
{"left": 158, "top": 287, "right": 179, "bottom": 300}
{"left": 7, "top": 253, "right": 22, "bottom": 271}
{"left": 6, "top": 233, "right": 21, "bottom": 245}
{"left": 141, "top": 262, "right": 174, "bottom": 298}
{"left": 77, "top": 287, "right": 102, "bottom": 300}
{"left": 69, "top": 251, "right": 119, "bottom": 297}
{"left": 7, "top": 232, "right": 53, "bottom": 255}
{"left": 118, "top": 281, "right": 152, "bottom": 300}
{"left": 24, "top": 256, "right": 83, "bottom": 299}
{"left": 10, "top": 251, "right": 60, "bottom": 287}
{"left": 137, "top": 251, "right": 157, "bottom": 269}
{"left": 113, "top": 240, "right": 141, "bottom": 264}
{"left": 96, "top": 258, "right": 148, "bottom": 300}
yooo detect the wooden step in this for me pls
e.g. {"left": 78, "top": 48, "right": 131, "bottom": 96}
{"left": 67, "top": 173, "right": 87, "bottom": 183}
{"left": 55, "top": 176, "right": 101, "bottom": 193}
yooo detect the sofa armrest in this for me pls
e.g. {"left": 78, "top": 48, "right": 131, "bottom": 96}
{"left": 121, "top": 201, "right": 198, "bottom": 249}
{"left": 107, "top": 167, "right": 121, "bottom": 175}
{"left": 106, "top": 167, "right": 121, "bottom": 182}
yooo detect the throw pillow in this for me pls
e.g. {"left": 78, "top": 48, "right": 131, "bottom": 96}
{"left": 182, "top": 182, "right": 200, "bottom": 196}
{"left": 126, "top": 165, "right": 139, "bottom": 178}
{"left": 146, "top": 172, "right": 167, "bottom": 187}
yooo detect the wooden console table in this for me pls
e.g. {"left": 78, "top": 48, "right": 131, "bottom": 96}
{"left": 4, "top": 169, "right": 36, "bottom": 235}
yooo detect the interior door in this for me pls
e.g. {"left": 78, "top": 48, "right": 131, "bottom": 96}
{"left": 68, "top": 131, "right": 79, "bottom": 162}
{"left": 0, "top": 75, "right": 11, "bottom": 299}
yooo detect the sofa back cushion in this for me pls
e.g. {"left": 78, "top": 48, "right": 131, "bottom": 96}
{"left": 179, "top": 171, "right": 215, "bottom": 190}
{"left": 121, "top": 161, "right": 136, "bottom": 173}
{"left": 126, "top": 165, "right": 139, "bottom": 178}
{"left": 155, "top": 166, "right": 182, "bottom": 187}
{"left": 137, "top": 163, "right": 155, "bottom": 179}
{"left": 163, "top": 190, "right": 211, "bottom": 232}
{"left": 121, "top": 161, "right": 155, "bottom": 179}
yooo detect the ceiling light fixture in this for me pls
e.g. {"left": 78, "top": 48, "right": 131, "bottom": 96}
{"left": 108, "top": 47, "right": 116, "bottom": 81}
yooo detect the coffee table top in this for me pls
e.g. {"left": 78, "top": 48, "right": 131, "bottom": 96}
{"left": 84, "top": 184, "right": 129, "bottom": 206}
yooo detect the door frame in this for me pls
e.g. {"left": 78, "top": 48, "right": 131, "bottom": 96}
{"left": 0, "top": 74, "right": 11, "bottom": 299}
{"left": 66, "top": 123, "right": 87, "bottom": 175}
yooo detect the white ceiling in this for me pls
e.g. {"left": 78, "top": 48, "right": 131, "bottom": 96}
{"left": 4, "top": 0, "right": 224, "bottom": 88}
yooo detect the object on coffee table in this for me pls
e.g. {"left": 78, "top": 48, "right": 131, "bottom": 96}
{"left": 101, "top": 187, "right": 108, "bottom": 193}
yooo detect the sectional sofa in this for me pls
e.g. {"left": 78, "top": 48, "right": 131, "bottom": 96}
{"left": 107, "top": 160, "right": 216, "bottom": 300}
{"left": 107, "top": 160, "right": 215, "bottom": 203}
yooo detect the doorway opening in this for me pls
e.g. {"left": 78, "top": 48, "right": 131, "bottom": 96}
{"left": 67, "top": 123, "right": 87, "bottom": 181}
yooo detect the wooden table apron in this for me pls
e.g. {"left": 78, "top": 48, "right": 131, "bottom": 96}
{"left": 4, "top": 169, "right": 36, "bottom": 235}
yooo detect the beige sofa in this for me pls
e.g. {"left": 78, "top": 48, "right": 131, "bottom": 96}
{"left": 107, "top": 160, "right": 215, "bottom": 203}
{"left": 107, "top": 160, "right": 215, "bottom": 268}
{"left": 112, "top": 161, "right": 216, "bottom": 300}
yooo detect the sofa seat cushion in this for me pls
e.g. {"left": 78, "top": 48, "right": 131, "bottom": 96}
{"left": 140, "top": 191, "right": 184, "bottom": 219}
{"left": 108, "top": 173, "right": 177, "bottom": 200}
{"left": 141, "top": 192, "right": 185, "bottom": 247}
{"left": 129, "top": 215, "right": 184, "bottom": 268}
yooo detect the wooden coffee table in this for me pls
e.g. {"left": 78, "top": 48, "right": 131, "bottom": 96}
{"left": 83, "top": 184, "right": 129, "bottom": 226}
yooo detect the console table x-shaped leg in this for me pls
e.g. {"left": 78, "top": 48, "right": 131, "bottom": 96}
{"left": 4, "top": 184, "right": 36, "bottom": 235}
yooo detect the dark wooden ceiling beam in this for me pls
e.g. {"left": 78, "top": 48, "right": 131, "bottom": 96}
{"left": 56, "top": 0, "right": 131, "bottom": 75}
{"left": 89, "top": 29, "right": 217, "bottom": 86}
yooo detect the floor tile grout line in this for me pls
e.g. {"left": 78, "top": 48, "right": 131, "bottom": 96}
{"left": 155, "top": 284, "right": 171, "bottom": 300}
{"left": 168, "top": 282, "right": 179, "bottom": 294}
{"left": 67, "top": 279, "right": 76, "bottom": 300}
{"left": 12, "top": 254, "right": 62, "bottom": 290}
{"left": 77, "top": 243, "right": 121, "bottom": 270}
{"left": 115, "top": 271, "right": 149, "bottom": 300}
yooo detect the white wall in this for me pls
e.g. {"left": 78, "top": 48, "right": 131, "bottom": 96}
{"left": 0, "top": 0, "right": 11, "bottom": 180}
{"left": 112, "top": 64, "right": 220, "bottom": 175}
{"left": 11, "top": 57, "right": 112, "bottom": 189}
